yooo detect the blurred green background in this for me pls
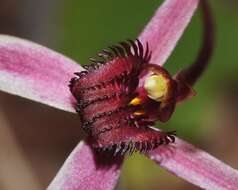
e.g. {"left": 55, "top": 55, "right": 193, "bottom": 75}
{"left": 0, "top": 0, "right": 238, "bottom": 189}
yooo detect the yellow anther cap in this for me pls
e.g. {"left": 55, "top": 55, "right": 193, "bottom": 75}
{"left": 129, "top": 97, "right": 142, "bottom": 106}
{"left": 144, "top": 74, "right": 168, "bottom": 101}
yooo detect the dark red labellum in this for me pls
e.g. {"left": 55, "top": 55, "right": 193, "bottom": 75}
{"left": 69, "top": 40, "right": 177, "bottom": 155}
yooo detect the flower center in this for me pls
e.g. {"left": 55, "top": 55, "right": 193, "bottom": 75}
{"left": 69, "top": 39, "right": 177, "bottom": 155}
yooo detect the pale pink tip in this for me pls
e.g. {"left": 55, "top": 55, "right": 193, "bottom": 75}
{"left": 48, "top": 141, "right": 123, "bottom": 190}
{"left": 139, "top": 0, "right": 199, "bottom": 66}
{"left": 147, "top": 138, "right": 238, "bottom": 190}
{"left": 0, "top": 35, "right": 82, "bottom": 112}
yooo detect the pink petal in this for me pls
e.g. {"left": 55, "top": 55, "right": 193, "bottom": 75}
{"left": 0, "top": 35, "right": 82, "bottom": 112}
{"left": 147, "top": 138, "right": 238, "bottom": 190}
{"left": 48, "top": 141, "right": 123, "bottom": 190}
{"left": 139, "top": 0, "right": 199, "bottom": 66}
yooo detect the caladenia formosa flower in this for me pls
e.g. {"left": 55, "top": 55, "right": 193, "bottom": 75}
{"left": 1, "top": 0, "right": 238, "bottom": 190}
{"left": 69, "top": 39, "right": 195, "bottom": 155}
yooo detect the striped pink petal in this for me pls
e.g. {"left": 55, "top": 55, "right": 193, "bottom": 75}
{"left": 147, "top": 137, "right": 238, "bottom": 190}
{"left": 139, "top": 0, "right": 199, "bottom": 66}
{"left": 48, "top": 141, "right": 123, "bottom": 190}
{"left": 0, "top": 35, "right": 82, "bottom": 112}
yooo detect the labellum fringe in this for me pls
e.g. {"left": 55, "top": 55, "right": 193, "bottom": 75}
{"left": 69, "top": 39, "right": 192, "bottom": 155}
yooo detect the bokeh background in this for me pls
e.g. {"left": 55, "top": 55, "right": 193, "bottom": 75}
{"left": 0, "top": 0, "right": 238, "bottom": 189}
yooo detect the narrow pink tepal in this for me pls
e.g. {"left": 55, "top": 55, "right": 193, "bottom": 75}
{"left": 139, "top": 0, "right": 199, "bottom": 66}
{"left": 0, "top": 35, "right": 82, "bottom": 112}
{"left": 147, "top": 138, "right": 238, "bottom": 190}
{"left": 48, "top": 142, "right": 123, "bottom": 190}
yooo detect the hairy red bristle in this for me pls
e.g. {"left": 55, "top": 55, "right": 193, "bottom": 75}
{"left": 70, "top": 39, "right": 177, "bottom": 155}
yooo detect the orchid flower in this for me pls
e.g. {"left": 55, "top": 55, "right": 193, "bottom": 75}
{"left": 0, "top": 0, "right": 238, "bottom": 190}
